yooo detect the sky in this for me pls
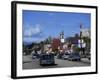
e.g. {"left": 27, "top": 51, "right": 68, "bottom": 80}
{"left": 23, "top": 10, "right": 91, "bottom": 43}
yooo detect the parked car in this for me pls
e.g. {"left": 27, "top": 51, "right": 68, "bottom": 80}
{"left": 57, "top": 53, "right": 64, "bottom": 59}
{"left": 39, "top": 53, "right": 55, "bottom": 65}
{"left": 62, "top": 53, "right": 70, "bottom": 60}
{"left": 68, "top": 53, "right": 81, "bottom": 61}
{"left": 32, "top": 53, "right": 40, "bottom": 59}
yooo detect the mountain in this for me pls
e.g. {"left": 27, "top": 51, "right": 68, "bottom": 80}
{"left": 23, "top": 41, "right": 32, "bottom": 46}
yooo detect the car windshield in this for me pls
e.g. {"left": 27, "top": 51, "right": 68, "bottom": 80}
{"left": 41, "top": 54, "right": 54, "bottom": 59}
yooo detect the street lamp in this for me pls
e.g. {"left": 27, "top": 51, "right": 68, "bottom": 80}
{"left": 79, "top": 24, "right": 86, "bottom": 56}
{"left": 79, "top": 24, "right": 83, "bottom": 56}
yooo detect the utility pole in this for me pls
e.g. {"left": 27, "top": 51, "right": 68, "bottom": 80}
{"left": 80, "top": 24, "right": 83, "bottom": 56}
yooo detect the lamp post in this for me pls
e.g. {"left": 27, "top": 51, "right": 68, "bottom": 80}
{"left": 80, "top": 24, "right": 83, "bottom": 56}
{"left": 78, "top": 24, "right": 87, "bottom": 57}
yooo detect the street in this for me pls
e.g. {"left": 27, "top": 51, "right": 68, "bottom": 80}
{"left": 23, "top": 55, "right": 90, "bottom": 69}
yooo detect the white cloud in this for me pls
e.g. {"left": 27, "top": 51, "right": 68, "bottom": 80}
{"left": 23, "top": 24, "right": 46, "bottom": 43}
{"left": 24, "top": 24, "right": 42, "bottom": 37}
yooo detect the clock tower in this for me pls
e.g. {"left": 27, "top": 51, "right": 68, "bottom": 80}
{"left": 60, "top": 31, "right": 65, "bottom": 43}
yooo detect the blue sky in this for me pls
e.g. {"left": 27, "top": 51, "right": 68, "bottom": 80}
{"left": 23, "top": 10, "right": 91, "bottom": 43}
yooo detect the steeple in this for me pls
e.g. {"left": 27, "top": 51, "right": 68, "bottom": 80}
{"left": 60, "top": 31, "right": 64, "bottom": 39}
{"left": 60, "top": 31, "right": 64, "bottom": 43}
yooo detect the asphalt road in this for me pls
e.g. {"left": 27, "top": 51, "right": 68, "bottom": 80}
{"left": 23, "top": 55, "right": 90, "bottom": 69}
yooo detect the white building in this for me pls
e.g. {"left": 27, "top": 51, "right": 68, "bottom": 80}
{"left": 60, "top": 31, "right": 65, "bottom": 43}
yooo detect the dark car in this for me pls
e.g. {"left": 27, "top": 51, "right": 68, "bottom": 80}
{"left": 62, "top": 53, "right": 70, "bottom": 60}
{"left": 32, "top": 53, "right": 40, "bottom": 59}
{"left": 39, "top": 53, "right": 55, "bottom": 65}
{"left": 57, "top": 53, "right": 64, "bottom": 59}
{"left": 68, "top": 53, "right": 81, "bottom": 61}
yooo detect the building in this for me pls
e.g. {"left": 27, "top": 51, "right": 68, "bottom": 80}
{"left": 44, "top": 44, "right": 51, "bottom": 52}
{"left": 60, "top": 31, "right": 65, "bottom": 43}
